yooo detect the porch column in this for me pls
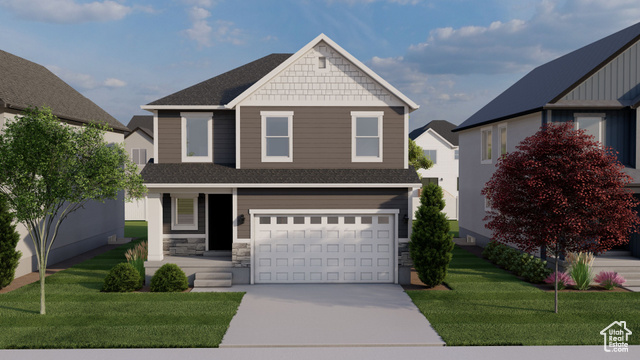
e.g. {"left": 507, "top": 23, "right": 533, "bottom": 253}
{"left": 147, "top": 192, "right": 164, "bottom": 261}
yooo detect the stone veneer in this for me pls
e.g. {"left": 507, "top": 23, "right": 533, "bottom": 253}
{"left": 163, "top": 238, "right": 205, "bottom": 256}
{"left": 398, "top": 242, "right": 412, "bottom": 267}
{"left": 232, "top": 243, "right": 250, "bottom": 268}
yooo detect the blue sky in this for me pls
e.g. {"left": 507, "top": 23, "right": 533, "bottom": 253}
{"left": 1, "top": 0, "right": 639, "bottom": 131}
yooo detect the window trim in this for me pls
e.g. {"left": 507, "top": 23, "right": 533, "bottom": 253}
{"left": 574, "top": 113, "right": 605, "bottom": 144}
{"left": 351, "top": 111, "right": 384, "bottom": 162}
{"left": 171, "top": 194, "right": 199, "bottom": 231}
{"left": 454, "top": 148, "right": 459, "bottom": 160}
{"left": 498, "top": 123, "right": 507, "bottom": 156}
{"left": 423, "top": 149, "right": 437, "bottom": 165}
{"left": 131, "top": 148, "right": 147, "bottom": 165}
{"left": 181, "top": 112, "right": 213, "bottom": 163}
{"left": 484, "top": 196, "right": 492, "bottom": 212}
{"left": 261, "top": 111, "right": 294, "bottom": 162}
{"left": 481, "top": 126, "right": 492, "bottom": 164}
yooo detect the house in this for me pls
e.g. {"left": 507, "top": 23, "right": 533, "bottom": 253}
{"left": 409, "top": 120, "right": 459, "bottom": 219}
{"left": 0, "top": 49, "right": 129, "bottom": 278}
{"left": 124, "top": 115, "right": 154, "bottom": 220}
{"left": 140, "top": 34, "right": 421, "bottom": 286}
{"left": 454, "top": 22, "right": 640, "bottom": 260}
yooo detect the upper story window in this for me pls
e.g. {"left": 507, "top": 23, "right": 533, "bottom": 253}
{"left": 454, "top": 148, "right": 459, "bottom": 160}
{"left": 351, "top": 111, "right": 383, "bottom": 162}
{"left": 181, "top": 112, "right": 212, "bottom": 162}
{"left": 498, "top": 124, "right": 507, "bottom": 156}
{"left": 481, "top": 127, "right": 492, "bottom": 164}
{"left": 423, "top": 149, "right": 437, "bottom": 164}
{"left": 261, "top": 111, "right": 293, "bottom": 162}
{"left": 131, "top": 148, "right": 147, "bottom": 165}
{"left": 318, "top": 56, "right": 327, "bottom": 69}
{"left": 575, "top": 114, "right": 604, "bottom": 143}
{"left": 171, "top": 194, "right": 198, "bottom": 231}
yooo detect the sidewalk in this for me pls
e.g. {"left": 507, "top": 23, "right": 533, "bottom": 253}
{"left": 0, "top": 244, "right": 121, "bottom": 294}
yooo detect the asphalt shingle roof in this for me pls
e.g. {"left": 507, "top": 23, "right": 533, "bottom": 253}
{"left": 126, "top": 115, "right": 154, "bottom": 138}
{"left": 409, "top": 120, "right": 458, "bottom": 146}
{"left": 0, "top": 49, "right": 128, "bottom": 132}
{"left": 148, "top": 54, "right": 293, "bottom": 106}
{"left": 141, "top": 163, "right": 421, "bottom": 184}
{"left": 455, "top": 21, "right": 640, "bottom": 132}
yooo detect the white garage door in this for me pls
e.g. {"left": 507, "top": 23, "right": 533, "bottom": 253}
{"left": 253, "top": 212, "right": 396, "bottom": 283}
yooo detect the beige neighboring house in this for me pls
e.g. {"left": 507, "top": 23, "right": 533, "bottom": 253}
{"left": 0, "top": 49, "right": 129, "bottom": 278}
{"left": 124, "top": 115, "right": 154, "bottom": 220}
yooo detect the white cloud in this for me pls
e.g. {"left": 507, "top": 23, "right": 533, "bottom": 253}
{"left": 183, "top": 6, "right": 213, "bottom": 48}
{"left": 46, "top": 65, "right": 126, "bottom": 90}
{"left": 0, "top": 0, "right": 132, "bottom": 24}
{"left": 327, "top": 0, "right": 423, "bottom": 5}
{"left": 213, "top": 20, "right": 245, "bottom": 45}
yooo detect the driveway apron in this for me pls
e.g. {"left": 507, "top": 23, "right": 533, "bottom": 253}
{"left": 217, "top": 284, "right": 445, "bottom": 348}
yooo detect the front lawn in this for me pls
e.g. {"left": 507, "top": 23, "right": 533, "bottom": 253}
{"left": 448, "top": 220, "right": 459, "bottom": 238}
{"left": 0, "top": 221, "right": 243, "bottom": 349}
{"left": 407, "top": 246, "right": 640, "bottom": 346}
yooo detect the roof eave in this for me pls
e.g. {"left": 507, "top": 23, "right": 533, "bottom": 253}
{"left": 140, "top": 105, "right": 230, "bottom": 111}
{"left": 453, "top": 108, "right": 543, "bottom": 133}
{"left": 5, "top": 103, "right": 128, "bottom": 133}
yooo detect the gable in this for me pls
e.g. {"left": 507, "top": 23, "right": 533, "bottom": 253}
{"left": 238, "top": 41, "right": 405, "bottom": 107}
{"left": 559, "top": 39, "right": 640, "bottom": 105}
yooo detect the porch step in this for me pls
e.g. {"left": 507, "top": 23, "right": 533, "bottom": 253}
{"left": 591, "top": 255, "right": 640, "bottom": 290}
{"left": 599, "top": 250, "right": 632, "bottom": 257}
{"left": 203, "top": 250, "right": 232, "bottom": 257}
{"left": 194, "top": 272, "right": 233, "bottom": 288}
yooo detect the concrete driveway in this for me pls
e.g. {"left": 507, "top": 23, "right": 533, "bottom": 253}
{"left": 209, "top": 284, "right": 445, "bottom": 348}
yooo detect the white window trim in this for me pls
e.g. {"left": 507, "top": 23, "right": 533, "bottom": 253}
{"left": 171, "top": 193, "right": 199, "bottom": 231}
{"left": 574, "top": 113, "right": 605, "bottom": 144}
{"left": 423, "top": 149, "right": 437, "bottom": 165}
{"left": 484, "top": 196, "right": 492, "bottom": 212}
{"left": 481, "top": 126, "right": 492, "bottom": 164}
{"left": 351, "top": 111, "right": 384, "bottom": 162}
{"left": 181, "top": 112, "right": 213, "bottom": 163}
{"left": 261, "top": 111, "right": 294, "bottom": 162}
{"left": 498, "top": 123, "right": 507, "bottom": 156}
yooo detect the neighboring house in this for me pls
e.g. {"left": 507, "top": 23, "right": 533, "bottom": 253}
{"left": 141, "top": 34, "right": 421, "bottom": 286}
{"left": 454, "top": 22, "right": 640, "bottom": 259}
{"left": 0, "top": 49, "right": 129, "bottom": 277}
{"left": 124, "top": 115, "right": 154, "bottom": 220}
{"left": 409, "top": 120, "right": 459, "bottom": 219}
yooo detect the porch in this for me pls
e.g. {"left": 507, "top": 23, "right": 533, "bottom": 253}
{"left": 144, "top": 253, "right": 250, "bottom": 287}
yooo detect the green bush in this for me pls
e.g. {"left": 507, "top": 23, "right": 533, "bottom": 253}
{"left": 570, "top": 260, "right": 593, "bottom": 290}
{"left": 101, "top": 262, "right": 142, "bottom": 292}
{"left": 521, "top": 256, "right": 551, "bottom": 283}
{"left": 482, "top": 241, "right": 551, "bottom": 283}
{"left": 409, "top": 183, "right": 454, "bottom": 288}
{"left": 150, "top": 263, "right": 188, "bottom": 292}
{"left": 0, "top": 194, "right": 21, "bottom": 289}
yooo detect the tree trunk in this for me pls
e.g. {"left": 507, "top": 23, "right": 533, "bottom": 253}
{"left": 554, "top": 243, "right": 559, "bottom": 314}
{"left": 39, "top": 258, "right": 46, "bottom": 315}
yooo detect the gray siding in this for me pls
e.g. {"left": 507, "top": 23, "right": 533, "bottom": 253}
{"left": 237, "top": 188, "right": 408, "bottom": 238}
{"left": 157, "top": 110, "right": 236, "bottom": 165}
{"left": 552, "top": 109, "right": 636, "bottom": 167}
{"left": 162, "top": 193, "right": 206, "bottom": 234}
{"left": 563, "top": 39, "right": 640, "bottom": 102}
{"left": 240, "top": 106, "right": 405, "bottom": 169}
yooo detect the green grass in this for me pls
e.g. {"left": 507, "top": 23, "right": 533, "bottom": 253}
{"left": 407, "top": 247, "right": 640, "bottom": 345}
{"left": 448, "top": 220, "right": 459, "bottom": 238}
{"left": 0, "top": 221, "right": 243, "bottom": 349}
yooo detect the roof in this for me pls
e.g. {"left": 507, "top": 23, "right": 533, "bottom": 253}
{"left": 141, "top": 163, "right": 421, "bottom": 185}
{"left": 0, "top": 49, "right": 128, "bottom": 132}
{"left": 409, "top": 120, "right": 458, "bottom": 146}
{"left": 147, "top": 54, "right": 292, "bottom": 106}
{"left": 455, "top": 21, "right": 640, "bottom": 132}
{"left": 126, "top": 115, "right": 154, "bottom": 139}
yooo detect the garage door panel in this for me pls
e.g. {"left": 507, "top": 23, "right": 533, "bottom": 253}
{"left": 254, "top": 213, "right": 395, "bottom": 283}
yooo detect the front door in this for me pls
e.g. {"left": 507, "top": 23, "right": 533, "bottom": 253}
{"left": 208, "top": 194, "right": 233, "bottom": 251}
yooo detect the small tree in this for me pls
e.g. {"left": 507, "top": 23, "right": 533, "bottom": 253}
{"left": 0, "top": 107, "right": 146, "bottom": 314}
{"left": 0, "top": 194, "right": 21, "bottom": 289}
{"left": 482, "top": 122, "right": 639, "bottom": 313}
{"left": 410, "top": 183, "right": 454, "bottom": 287}
{"left": 409, "top": 138, "right": 433, "bottom": 176}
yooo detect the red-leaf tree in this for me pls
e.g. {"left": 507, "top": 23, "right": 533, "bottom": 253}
{"left": 482, "top": 122, "right": 639, "bottom": 313}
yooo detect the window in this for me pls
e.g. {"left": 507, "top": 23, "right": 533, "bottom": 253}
{"left": 171, "top": 194, "right": 198, "bottom": 231}
{"left": 261, "top": 111, "right": 293, "bottom": 162}
{"left": 421, "top": 177, "right": 438, "bottom": 187}
{"left": 131, "top": 148, "right": 147, "bottom": 165}
{"left": 181, "top": 112, "right": 212, "bottom": 162}
{"left": 575, "top": 114, "right": 604, "bottom": 143}
{"left": 499, "top": 124, "right": 507, "bottom": 155}
{"left": 318, "top": 56, "right": 327, "bottom": 69}
{"left": 351, "top": 111, "right": 383, "bottom": 162}
{"left": 481, "top": 127, "right": 492, "bottom": 163}
{"left": 454, "top": 148, "right": 459, "bottom": 160}
{"left": 484, "top": 196, "right": 492, "bottom": 211}
{"left": 423, "top": 149, "right": 437, "bottom": 164}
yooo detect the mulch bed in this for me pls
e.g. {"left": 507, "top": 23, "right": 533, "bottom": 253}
{"left": 402, "top": 269, "right": 451, "bottom": 291}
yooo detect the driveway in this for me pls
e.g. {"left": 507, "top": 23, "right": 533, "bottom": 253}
{"left": 211, "top": 284, "right": 445, "bottom": 348}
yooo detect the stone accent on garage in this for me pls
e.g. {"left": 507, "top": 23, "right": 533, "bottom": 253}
{"left": 398, "top": 242, "right": 412, "bottom": 267}
{"left": 232, "top": 243, "right": 251, "bottom": 268}
{"left": 163, "top": 238, "right": 206, "bottom": 256}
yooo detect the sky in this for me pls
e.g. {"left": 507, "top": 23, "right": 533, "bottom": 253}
{"left": 1, "top": 0, "right": 639, "bottom": 132}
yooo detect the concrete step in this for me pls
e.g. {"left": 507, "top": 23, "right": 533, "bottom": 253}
{"left": 194, "top": 279, "right": 232, "bottom": 288}
{"left": 196, "top": 272, "right": 232, "bottom": 280}
{"left": 599, "top": 250, "right": 632, "bottom": 257}
{"left": 203, "top": 250, "right": 232, "bottom": 257}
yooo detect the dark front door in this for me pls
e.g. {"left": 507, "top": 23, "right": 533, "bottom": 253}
{"left": 208, "top": 194, "right": 233, "bottom": 251}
